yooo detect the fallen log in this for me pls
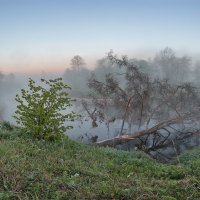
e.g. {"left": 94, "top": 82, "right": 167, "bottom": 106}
{"left": 95, "top": 115, "right": 192, "bottom": 147}
{"left": 95, "top": 134, "right": 136, "bottom": 147}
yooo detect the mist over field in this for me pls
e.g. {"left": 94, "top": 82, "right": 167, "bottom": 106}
{"left": 1, "top": 48, "right": 200, "bottom": 155}
{"left": 0, "top": 48, "right": 199, "bottom": 122}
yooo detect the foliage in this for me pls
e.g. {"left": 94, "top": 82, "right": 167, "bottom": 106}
{"left": 14, "top": 78, "right": 76, "bottom": 141}
{"left": 0, "top": 130, "right": 199, "bottom": 199}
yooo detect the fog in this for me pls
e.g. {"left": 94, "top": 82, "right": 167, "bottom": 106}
{"left": 1, "top": 47, "right": 200, "bottom": 124}
{"left": 1, "top": 48, "right": 200, "bottom": 161}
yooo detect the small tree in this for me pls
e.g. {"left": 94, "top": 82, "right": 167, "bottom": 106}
{"left": 14, "top": 78, "right": 76, "bottom": 141}
{"left": 71, "top": 55, "right": 85, "bottom": 71}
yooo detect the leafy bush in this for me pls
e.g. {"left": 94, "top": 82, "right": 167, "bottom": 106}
{"left": 14, "top": 78, "right": 76, "bottom": 141}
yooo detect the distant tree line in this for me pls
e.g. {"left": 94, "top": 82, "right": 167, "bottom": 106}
{"left": 62, "top": 48, "right": 200, "bottom": 98}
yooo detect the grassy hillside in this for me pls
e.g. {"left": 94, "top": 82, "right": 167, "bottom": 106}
{"left": 0, "top": 126, "right": 199, "bottom": 199}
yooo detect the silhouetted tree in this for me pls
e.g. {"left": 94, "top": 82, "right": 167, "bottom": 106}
{"left": 71, "top": 55, "right": 85, "bottom": 71}
{"left": 63, "top": 56, "right": 90, "bottom": 97}
{"left": 154, "top": 47, "right": 191, "bottom": 84}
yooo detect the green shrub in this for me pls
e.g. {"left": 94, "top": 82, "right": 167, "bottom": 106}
{"left": 14, "top": 78, "right": 76, "bottom": 141}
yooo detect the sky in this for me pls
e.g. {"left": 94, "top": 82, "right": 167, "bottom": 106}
{"left": 0, "top": 0, "right": 200, "bottom": 73}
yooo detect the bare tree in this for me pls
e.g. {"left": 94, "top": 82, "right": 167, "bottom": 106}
{"left": 88, "top": 51, "right": 154, "bottom": 134}
{"left": 85, "top": 51, "right": 200, "bottom": 161}
{"left": 71, "top": 55, "right": 85, "bottom": 71}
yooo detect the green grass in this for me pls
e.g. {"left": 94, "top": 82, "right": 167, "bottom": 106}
{"left": 0, "top": 128, "right": 199, "bottom": 199}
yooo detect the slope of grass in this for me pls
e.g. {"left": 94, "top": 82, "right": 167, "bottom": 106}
{"left": 0, "top": 128, "right": 199, "bottom": 199}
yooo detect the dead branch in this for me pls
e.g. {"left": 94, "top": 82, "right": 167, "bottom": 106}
{"left": 81, "top": 100, "right": 98, "bottom": 127}
{"left": 95, "top": 114, "right": 194, "bottom": 147}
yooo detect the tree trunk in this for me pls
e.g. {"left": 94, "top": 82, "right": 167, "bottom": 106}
{"left": 95, "top": 116, "right": 186, "bottom": 147}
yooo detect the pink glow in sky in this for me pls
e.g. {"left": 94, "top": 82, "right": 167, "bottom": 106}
{"left": 0, "top": 54, "right": 98, "bottom": 74}
{"left": 1, "top": 0, "right": 200, "bottom": 74}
